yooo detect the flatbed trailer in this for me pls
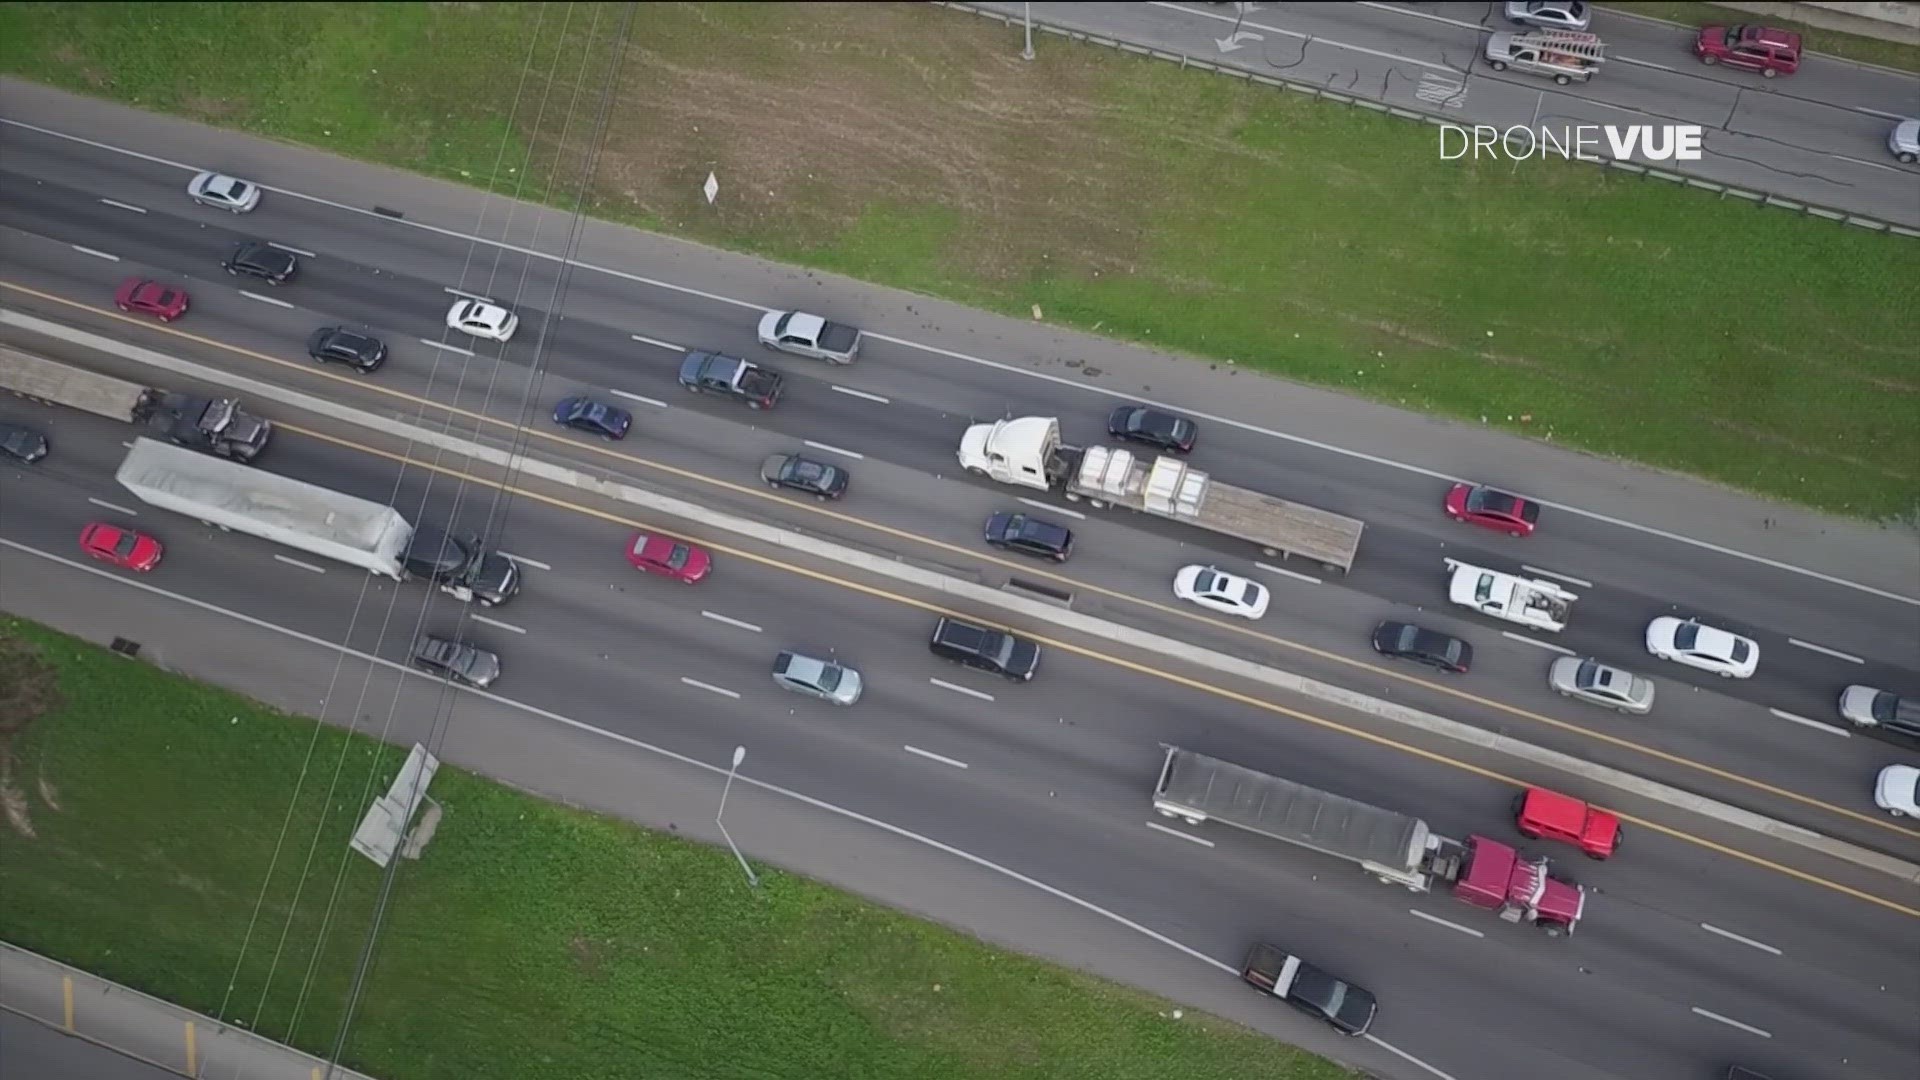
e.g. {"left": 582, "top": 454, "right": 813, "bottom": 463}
{"left": 0, "top": 346, "right": 271, "bottom": 460}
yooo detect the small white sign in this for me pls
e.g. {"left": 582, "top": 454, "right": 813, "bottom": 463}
{"left": 703, "top": 171, "right": 720, "bottom": 204}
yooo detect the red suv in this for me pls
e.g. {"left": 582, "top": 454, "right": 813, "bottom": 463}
{"left": 1695, "top": 24, "right": 1801, "bottom": 77}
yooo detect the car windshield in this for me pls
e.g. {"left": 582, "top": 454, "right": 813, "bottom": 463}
{"left": 1574, "top": 659, "right": 1602, "bottom": 688}
{"left": 1474, "top": 574, "right": 1496, "bottom": 603}
{"left": 1729, "top": 639, "right": 1751, "bottom": 663}
{"left": 814, "top": 664, "right": 842, "bottom": 692}
{"left": 1673, "top": 623, "right": 1700, "bottom": 650}
{"left": 666, "top": 544, "right": 690, "bottom": 570}
{"left": 1238, "top": 582, "right": 1261, "bottom": 606}
{"left": 112, "top": 533, "right": 137, "bottom": 558}
{"left": 1193, "top": 569, "right": 1219, "bottom": 593}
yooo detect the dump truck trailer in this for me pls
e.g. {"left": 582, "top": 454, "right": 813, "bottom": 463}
{"left": 0, "top": 346, "right": 271, "bottom": 461}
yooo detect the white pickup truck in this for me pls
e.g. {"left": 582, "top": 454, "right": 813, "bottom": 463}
{"left": 757, "top": 310, "right": 862, "bottom": 364}
{"left": 1444, "top": 558, "right": 1576, "bottom": 632}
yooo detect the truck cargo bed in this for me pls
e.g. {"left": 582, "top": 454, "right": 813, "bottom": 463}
{"left": 0, "top": 345, "right": 146, "bottom": 421}
{"left": 1194, "top": 481, "right": 1364, "bottom": 572}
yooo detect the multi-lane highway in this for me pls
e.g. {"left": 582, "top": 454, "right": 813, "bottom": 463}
{"left": 1, "top": 72, "right": 1917, "bottom": 1080}
{"left": 965, "top": 2, "right": 1920, "bottom": 226}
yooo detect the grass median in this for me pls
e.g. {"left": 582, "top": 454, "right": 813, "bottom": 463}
{"left": 1, "top": 2, "right": 1914, "bottom": 520}
{"left": 0, "top": 619, "right": 1351, "bottom": 1080}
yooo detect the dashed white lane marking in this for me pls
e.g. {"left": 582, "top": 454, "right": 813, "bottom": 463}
{"left": 701, "top": 610, "right": 762, "bottom": 633}
{"left": 269, "top": 241, "right": 316, "bottom": 258}
{"left": 1145, "top": 821, "right": 1215, "bottom": 847}
{"left": 1256, "top": 561, "right": 1323, "bottom": 585}
{"left": 680, "top": 677, "right": 740, "bottom": 700}
{"left": 1700, "top": 923, "right": 1782, "bottom": 955}
{"left": 803, "top": 439, "right": 864, "bottom": 460}
{"left": 1691, "top": 1006, "right": 1770, "bottom": 1038}
{"left": 420, "top": 338, "right": 475, "bottom": 356}
{"left": 443, "top": 286, "right": 494, "bottom": 302}
{"left": 629, "top": 333, "right": 684, "bottom": 352}
{"left": 469, "top": 614, "right": 525, "bottom": 634}
{"left": 1615, "top": 56, "right": 1679, "bottom": 73}
{"left": 1788, "top": 637, "right": 1864, "bottom": 664}
{"left": 272, "top": 554, "right": 326, "bottom": 574}
{"left": 1832, "top": 153, "right": 1905, "bottom": 173}
{"left": 610, "top": 389, "right": 669, "bottom": 408}
{"left": 904, "top": 744, "right": 969, "bottom": 769}
{"left": 240, "top": 290, "right": 293, "bottom": 309}
{"left": 497, "top": 551, "right": 550, "bottom": 571}
{"left": 1768, "top": 708, "right": 1850, "bottom": 737}
{"left": 1019, "top": 497, "right": 1082, "bottom": 519}
{"left": 831, "top": 385, "right": 891, "bottom": 405}
{"left": 98, "top": 197, "right": 146, "bottom": 214}
{"left": 1522, "top": 564, "right": 1593, "bottom": 589}
{"left": 72, "top": 245, "right": 119, "bottom": 261}
{"left": 929, "top": 677, "right": 995, "bottom": 702}
{"left": 86, "top": 498, "right": 138, "bottom": 516}
{"left": 1502, "top": 631, "right": 1576, "bottom": 655}
{"left": 120, "top": 441, "right": 133, "bottom": 449}
{"left": 1409, "top": 909, "right": 1484, "bottom": 938}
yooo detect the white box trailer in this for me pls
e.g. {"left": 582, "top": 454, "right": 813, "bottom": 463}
{"left": 115, "top": 437, "right": 411, "bottom": 578}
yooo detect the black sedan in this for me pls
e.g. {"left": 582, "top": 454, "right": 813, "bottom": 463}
{"left": 1370, "top": 620, "right": 1473, "bottom": 673}
{"left": 552, "top": 396, "right": 632, "bottom": 440}
{"left": 307, "top": 326, "right": 387, "bottom": 372}
{"left": 761, "top": 452, "right": 848, "bottom": 500}
{"left": 0, "top": 421, "right": 49, "bottom": 464}
{"left": 1241, "top": 943, "right": 1377, "bottom": 1037}
{"left": 1107, "top": 403, "right": 1198, "bottom": 453}
{"left": 222, "top": 241, "right": 297, "bottom": 285}
{"left": 983, "top": 510, "right": 1074, "bottom": 562}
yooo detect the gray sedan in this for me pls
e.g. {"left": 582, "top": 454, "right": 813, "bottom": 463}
{"left": 772, "top": 651, "right": 863, "bottom": 706}
{"left": 1549, "top": 656, "right": 1654, "bottom": 714}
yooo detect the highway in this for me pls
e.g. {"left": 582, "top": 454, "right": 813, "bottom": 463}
{"left": 963, "top": 2, "right": 1920, "bottom": 226}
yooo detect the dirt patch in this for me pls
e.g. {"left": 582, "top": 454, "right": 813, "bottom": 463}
{"left": 0, "top": 629, "right": 63, "bottom": 837}
{"left": 50, "top": 44, "right": 107, "bottom": 89}
{"left": 182, "top": 93, "right": 247, "bottom": 121}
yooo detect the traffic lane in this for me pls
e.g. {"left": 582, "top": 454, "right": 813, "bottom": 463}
{"left": 0, "top": 1013, "right": 192, "bottom": 1080}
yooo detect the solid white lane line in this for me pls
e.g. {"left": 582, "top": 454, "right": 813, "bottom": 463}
{"left": 1787, "top": 637, "right": 1864, "bottom": 664}
{"left": 1522, "top": 565, "right": 1593, "bottom": 589}
{"left": 98, "top": 197, "right": 146, "bottom": 214}
{"left": 1019, "top": 497, "right": 1082, "bottom": 519}
{"left": 85, "top": 498, "right": 138, "bottom": 517}
{"left": 610, "top": 389, "right": 669, "bottom": 408}
{"left": 468, "top": 614, "right": 525, "bottom": 635}
{"left": 1148, "top": 1, "right": 1459, "bottom": 71}
{"left": 268, "top": 241, "right": 316, "bottom": 258}
{"left": 497, "top": 551, "right": 551, "bottom": 571}
{"left": 1700, "top": 923, "right": 1782, "bottom": 955}
{"left": 1832, "top": 153, "right": 1905, "bottom": 173}
{"left": 1501, "top": 631, "right": 1576, "bottom": 656}
{"left": 1409, "top": 909, "right": 1484, "bottom": 938}
{"left": 72, "top": 245, "right": 119, "bottom": 262}
{"left": 903, "top": 744, "right": 969, "bottom": 769}
{"left": 830, "top": 385, "right": 891, "bottom": 405}
{"left": 629, "top": 333, "right": 685, "bottom": 352}
{"left": 120, "top": 441, "right": 133, "bottom": 449}
{"left": 272, "top": 554, "right": 326, "bottom": 574}
{"left": 1256, "top": 561, "right": 1323, "bottom": 585}
{"left": 1691, "top": 1006, "right": 1770, "bottom": 1038}
{"left": 419, "top": 338, "right": 474, "bottom": 356}
{"left": 240, "top": 290, "right": 293, "bottom": 309}
{"left": 1855, "top": 105, "right": 1909, "bottom": 121}
{"left": 1615, "top": 56, "right": 1679, "bottom": 73}
{"left": 1362, "top": 1032, "right": 1464, "bottom": 1080}
{"left": 680, "top": 677, "right": 740, "bottom": 700}
{"left": 1768, "top": 708, "right": 1850, "bottom": 737}
{"left": 803, "top": 439, "right": 864, "bottom": 460}
{"left": 701, "top": 610, "right": 762, "bottom": 633}
{"left": 442, "top": 286, "right": 494, "bottom": 302}
{"left": 929, "top": 677, "right": 994, "bottom": 702}
{"left": 1145, "top": 821, "right": 1215, "bottom": 847}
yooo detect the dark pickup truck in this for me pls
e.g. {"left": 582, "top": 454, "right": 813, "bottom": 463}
{"left": 677, "top": 351, "right": 784, "bottom": 409}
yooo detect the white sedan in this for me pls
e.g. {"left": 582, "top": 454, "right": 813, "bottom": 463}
{"left": 1644, "top": 616, "right": 1757, "bottom": 678}
{"left": 446, "top": 299, "right": 519, "bottom": 342}
{"left": 1875, "top": 765, "right": 1919, "bottom": 817}
{"left": 187, "top": 171, "right": 261, "bottom": 213}
{"left": 1173, "top": 565, "right": 1269, "bottom": 620}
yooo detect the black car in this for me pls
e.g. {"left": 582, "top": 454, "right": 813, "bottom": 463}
{"left": 402, "top": 525, "right": 520, "bottom": 607}
{"left": 1107, "top": 403, "right": 1198, "bottom": 453}
{"left": 1370, "top": 620, "right": 1472, "bottom": 673}
{"left": 411, "top": 634, "right": 501, "bottom": 689}
{"left": 1241, "top": 943, "right": 1377, "bottom": 1037}
{"left": 983, "top": 510, "right": 1074, "bottom": 562}
{"left": 761, "top": 452, "right": 848, "bottom": 500}
{"left": 222, "top": 241, "right": 298, "bottom": 285}
{"left": 928, "top": 616, "right": 1040, "bottom": 682}
{"left": 552, "top": 396, "right": 632, "bottom": 440}
{"left": 306, "top": 326, "right": 387, "bottom": 372}
{"left": 0, "top": 421, "right": 49, "bottom": 464}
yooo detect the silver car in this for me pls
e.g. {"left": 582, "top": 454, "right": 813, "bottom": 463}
{"left": 772, "top": 651, "right": 863, "bottom": 706}
{"left": 1505, "top": 0, "right": 1590, "bottom": 32}
{"left": 1890, "top": 119, "right": 1920, "bottom": 164}
{"left": 187, "top": 171, "right": 262, "bottom": 213}
{"left": 1549, "top": 656, "right": 1655, "bottom": 714}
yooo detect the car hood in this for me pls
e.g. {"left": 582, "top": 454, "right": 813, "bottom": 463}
{"left": 1876, "top": 765, "right": 1920, "bottom": 814}
{"left": 833, "top": 667, "right": 864, "bottom": 703}
{"left": 1006, "top": 638, "right": 1041, "bottom": 678}
{"left": 1697, "top": 25, "right": 1729, "bottom": 48}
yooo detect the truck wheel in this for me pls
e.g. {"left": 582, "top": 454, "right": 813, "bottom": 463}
{"left": 748, "top": 400, "right": 763, "bottom": 410}
{"left": 965, "top": 466, "right": 986, "bottom": 478}
{"left": 1554, "top": 73, "right": 1571, "bottom": 85}
{"left": 1700, "top": 54, "right": 1717, "bottom": 66}
{"left": 1490, "top": 60, "right": 1508, "bottom": 71}
{"left": 684, "top": 383, "right": 699, "bottom": 392}
{"left": 1761, "top": 67, "right": 1776, "bottom": 78}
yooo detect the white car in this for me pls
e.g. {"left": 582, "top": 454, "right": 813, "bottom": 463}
{"left": 1644, "top": 616, "right": 1757, "bottom": 679}
{"left": 446, "top": 299, "right": 519, "bottom": 342}
{"left": 1173, "top": 565, "right": 1269, "bottom": 620}
{"left": 187, "top": 171, "right": 261, "bottom": 213}
{"left": 1874, "top": 764, "right": 1919, "bottom": 817}
{"left": 1890, "top": 118, "right": 1920, "bottom": 164}
{"left": 1504, "top": 0, "right": 1591, "bottom": 32}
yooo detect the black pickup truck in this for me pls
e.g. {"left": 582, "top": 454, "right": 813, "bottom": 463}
{"left": 678, "top": 351, "right": 783, "bottom": 409}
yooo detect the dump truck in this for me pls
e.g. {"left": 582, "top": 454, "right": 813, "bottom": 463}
{"left": 957, "top": 416, "right": 1364, "bottom": 573}
{"left": 0, "top": 346, "right": 271, "bottom": 461}
{"left": 757, "top": 310, "right": 862, "bottom": 364}
{"left": 1444, "top": 558, "right": 1576, "bottom": 632}
{"left": 1152, "top": 745, "right": 1585, "bottom": 934}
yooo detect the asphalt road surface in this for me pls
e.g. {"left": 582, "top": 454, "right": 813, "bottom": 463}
{"left": 0, "top": 1012, "right": 188, "bottom": 1080}
{"left": 967, "top": 2, "right": 1920, "bottom": 226}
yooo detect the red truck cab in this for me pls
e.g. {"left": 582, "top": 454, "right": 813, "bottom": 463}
{"left": 1514, "top": 787, "right": 1621, "bottom": 859}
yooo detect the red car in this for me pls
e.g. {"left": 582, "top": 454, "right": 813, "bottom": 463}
{"left": 1444, "top": 483, "right": 1540, "bottom": 537}
{"left": 624, "top": 531, "right": 710, "bottom": 584}
{"left": 1694, "top": 24, "right": 1801, "bottom": 78}
{"left": 79, "top": 522, "right": 164, "bottom": 571}
{"left": 114, "top": 277, "right": 190, "bottom": 322}
{"left": 1513, "top": 787, "right": 1621, "bottom": 860}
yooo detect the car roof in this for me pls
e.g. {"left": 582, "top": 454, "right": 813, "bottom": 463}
{"left": 1012, "top": 515, "right": 1069, "bottom": 543}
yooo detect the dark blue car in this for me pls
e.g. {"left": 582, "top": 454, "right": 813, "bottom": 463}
{"left": 552, "top": 396, "right": 632, "bottom": 440}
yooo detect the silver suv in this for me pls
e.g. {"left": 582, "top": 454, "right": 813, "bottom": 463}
{"left": 1839, "top": 685, "right": 1920, "bottom": 740}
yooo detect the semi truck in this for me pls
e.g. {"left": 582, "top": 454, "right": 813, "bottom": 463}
{"left": 114, "top": 438, "right": 519, "bottom": 605}
{"left": 957, "top": 416, "right": 1364, "bottom": 573}
{"left": 1443, "top": 558, "right": 1576, "bottom": 632}
{"left": 1151, "top": 745, "right": 1585, "bottom": 935}
{"left": 0, "top": 346, "right": 271, "bottom": 461}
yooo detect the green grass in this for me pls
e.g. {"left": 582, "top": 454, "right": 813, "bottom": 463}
{"left": 1, "top": 2, "right": 1915, "bottom": 520}
{"left": 0, "top": 619, "right": 1352, "bottom": 1080}
{"left": 1604, "top": 3, "right": 1920, "bottom": 72}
